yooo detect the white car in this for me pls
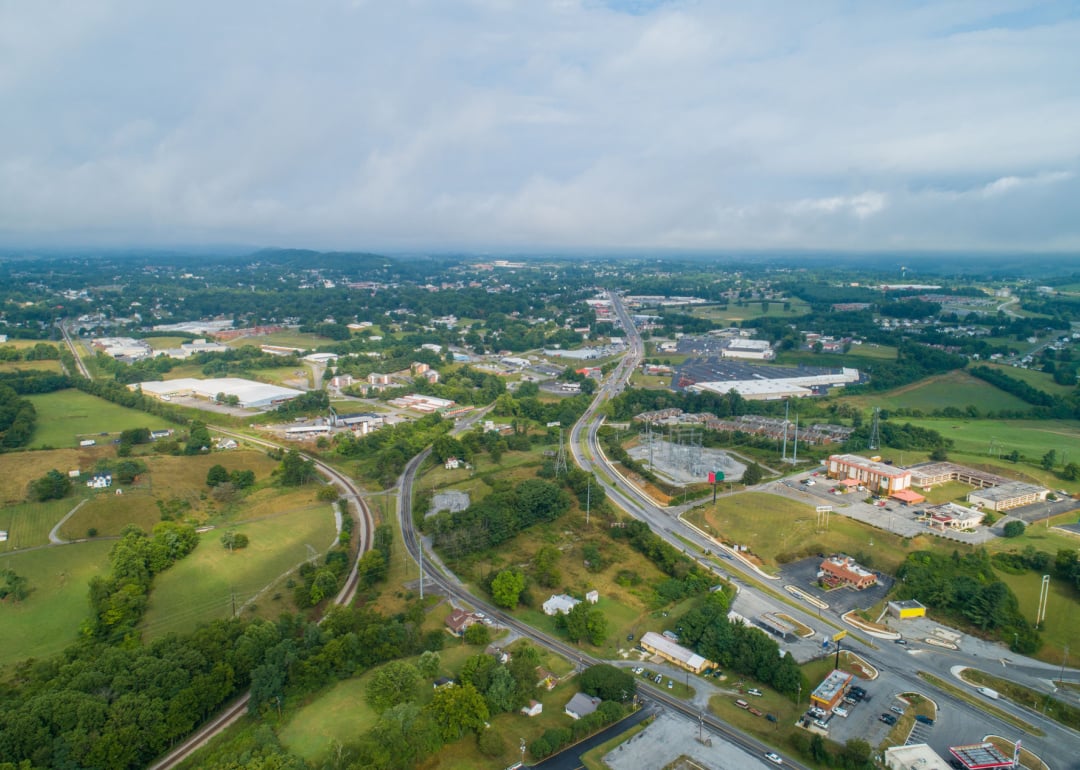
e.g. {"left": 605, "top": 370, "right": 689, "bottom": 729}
{"left": 764, "top": 752, "right": 783, "bottom": 765}
{"left": 833, "top": 706, "right": 849, "bottom": 718}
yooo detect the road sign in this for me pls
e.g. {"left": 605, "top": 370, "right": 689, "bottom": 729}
{"left": 832, "top": 630, "right": 848, "bottom": 642}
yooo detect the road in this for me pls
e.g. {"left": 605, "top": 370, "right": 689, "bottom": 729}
{"left": 572, "top": 292, "right": 1080, "bottom": 769}
{"left": 57, "top": 320, "right": 92, "bottom": 378}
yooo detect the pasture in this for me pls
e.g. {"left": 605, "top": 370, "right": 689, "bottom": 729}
{"left": 690, "top": 300, "right": 811, "bottom": 323}
{"left": 0, "top": 448, "right": 90, "bottom": 504}
{"left": 899, "top": 418, "right": 1080, "bottom": 464}
{"left": 140, "top": 502, "right": 337, "bottom": 639}
{"left": 0, "top": 498, "right": 80, "bottom": 551}
{"left": 226, "top": 331, "right": 330, "bottom": 350}
{"left": 994, "top": 565, "right": 1080, "bottom": 668}
{"left": 0, "top": 540, "right": 113, "bottom": 668}
{"left": 0, "top": 359, "right": 62, "bottom": 374}
{"left": 27, "top": 389, "right": 174, "bottom": 448}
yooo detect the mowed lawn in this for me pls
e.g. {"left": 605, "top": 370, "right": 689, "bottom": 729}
{"left": 692, "top": 491, "right": 923, "bottom": 574}
{"left": 0, "top": 497, "right": 81, "bottom": 551}
{"left": 900, "top": 418, "right": 1080, "bottom": 461}
{"left": 27, "top": 389, "right": 174, "bottom": 448}
{"left": 994, "top": 567, "right": 1080, "bottom": 667}
{"left": 140, "top": 503, "right": 337, "bottom": 639}
{"left": 0, "top": 540, "right": 113, "bottom": 667}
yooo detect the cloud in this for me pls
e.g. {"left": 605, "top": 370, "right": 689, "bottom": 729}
{"left": 0, "top": 1, "right": 1078, "bottom": 251}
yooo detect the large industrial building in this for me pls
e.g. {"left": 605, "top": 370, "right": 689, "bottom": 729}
{"left": 133, "top": 377, "right": 305, "bottom": 409}
{"left": 968, "top": 481, "right": 1049, "bottom": 512}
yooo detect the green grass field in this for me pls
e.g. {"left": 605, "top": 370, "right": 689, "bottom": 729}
{"left": 689, "top": 491, "right": 934, "bottom": 575}
{"left": 690, "top": 300, "right": 811, "bottom": 323}
{"left": 995, "top": 566, "right": 1080, "bottom": 668}
{"left": 841, "top": 370, "right": 1031, "bottom": 413}
{"left": 226, "top": 331, "right": 329, "bottom": 350}
{"left": 0, "top": 497, "right": 81, "bottom": 551}
{"left": 140, "top": 503, "right": 337, "bottom": 639}
{"left": 0, "top": 540, "right": 113, "bottom": 668}
{"left": 984, "top": 363, "right": 1079, "bottom": 398}
{"left": 0, "top": 359, "right": 63, "bottom": 374}
{"left": 27, "top": 389, "right": 174, "bottom": 448}
{"left": 898, "top": 418, "right": 1080, "bottom": 465}
{"left": 143, "top": 336, "right": 189, "bottom": 351}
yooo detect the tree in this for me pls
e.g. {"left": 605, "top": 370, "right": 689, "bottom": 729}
{"left": 464, "top": 622, "right": 491, "bottom": 646}
{"left": 230, "top": 469, "right": 256, "bottom": 489}
{"left": 1063, "top": 462, "right": 1080, "bottom": 481}
{"left": 532, "top": 545, "right": 561, "bottom": 588}
{"left": 1003, "top": 520, "right": 1026, "bottom": 538}
{"left": 578, "top": 664, "right": 635, "bottom": 702}
{"left": 417, "top": 650, "right": 441, "bottom": 679}
{"left": 491, "top": 569, "right": 525, "bottom": 609}
{"left": 741, "top": 463, "right": 764, "bottom": 486}
{"left": 30, "top": 469, "right": 72, "bottom": 501}
{"left": 221, "top": 531, "right": 250, "bottom": 551}
{"left": 280, "top": 449, "right": 316, "bottom": 486}
{"left": 365, "top": 661, "right": 420, "bottom": 714}
{"left": 425, "top": 681, "right": 489, "bottom": 741}
{"left": 1042, "top": 450, "right": 1058, "bottom": 471}
{"left": 206, "top": 464, "right": 230, "bottom": 487}
{"left": 929, "top": 447, "right": 949, "bottom": 461}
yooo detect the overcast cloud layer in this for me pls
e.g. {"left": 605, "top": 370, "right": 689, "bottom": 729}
{"left": 2, "top": 0, "right": 1079, "bottom": 252}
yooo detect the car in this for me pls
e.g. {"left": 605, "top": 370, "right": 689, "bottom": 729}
{"left": 915, "top": 715, "right": 935, "bottom": 726}
{"left": 627, "top": 633, "right": 635, "bottom": 641}
{"left": 849, "top": 686, "right": 866, "bottom": 697}
{"left": 633, "top": 667, "right": 643, "bottom": 675}
{"left": 833, "top": 706, "right": 849, "bottom": 718}
{"left": 880, "top": 713, "right": 897, "bottom": 725}
{"left": 890, "top": 706, "right": 905, "bottom": 716}
{"left": 654, "top": 674, "right": 662, "bottom": 684}
{"left": 667, "top": 680, "right": 673, "bottom": 689}
{"left": 747, "top": 688, "right": 763, "bottom": 696}
{"left": 894, "top": 638, "right": 908, "bottom": 645}
{"left": 765, "top": 714, "right": 778, "bottom": 723}
{"left": 843, "top": 696, "right": 858, "bottom": 706}
{"left": 813, "top": 718, "right": 830, "bottom": 730}
{"left": 748, "top": 706, "right": 763, "bottom": 716}
{"left": 735, "top": 699, "right": 749, "bottom": 709}
{"left": 764, "top": 752, "right": 783, "bottom": 764}
{"left": 808, "top": 707, "right": 826, "bottom": 719}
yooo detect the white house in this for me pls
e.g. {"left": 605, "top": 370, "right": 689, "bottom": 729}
{"left": 542, "top": 594, "right": 580, "bottom": 616}
{"left": 520, "top": 700, "right": 543, "bottom": 717}
{"left": 585, "top": 590, "right": 599, "bottom": 604}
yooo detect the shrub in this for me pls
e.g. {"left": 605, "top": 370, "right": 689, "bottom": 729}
{"left": 1003, "top": 520, "right": 1026, "bottom": 538}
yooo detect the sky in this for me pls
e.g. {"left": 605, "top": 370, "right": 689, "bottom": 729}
{"left": 1, "top": 0, "right": 1079, "bottom": 253}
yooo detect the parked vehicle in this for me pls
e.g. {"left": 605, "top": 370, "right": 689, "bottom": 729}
{"left": 915, "top": 715, "right": 935, "bottom": 726}
{"left": 833, "top": 706, "right": 849, "bottom": 718}
{"left": 813, "top": 718, "right": 830, "bottom": 730}
{"left": 735, "top": 699, "right": 749, "bottom": 709}
{"left": 894, "top": 638, "right": 908, "bottom": 645}
{"left": 890, "top": 706, "right": 905, "bottom": 716}
{"left": 747, "top": 688, "right": 763, "bottom": 696}
{"left": 766, "top": 714, "right": 778, "bottom": 723}
{"left": 880, "top": 713, "right": 897, "bottom": 725}
{"left": 748, "top": 707, "right": 764, "bottom": 716}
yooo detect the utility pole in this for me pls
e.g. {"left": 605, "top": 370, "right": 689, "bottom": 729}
{"left": 782, "top": 400, "right": 789, "bottom": 463}
{"left": 419, "top": 538, "right": 425, "bottom": 602}
{"left": 792, "top": 414, "right": 799, "bottom": 464}
{"left": 586, "top": 478, "right": 591, "bottom": 525}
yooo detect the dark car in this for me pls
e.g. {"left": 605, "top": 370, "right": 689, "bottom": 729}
{"left": 915, "top": 715, "right": 935, "bottom": 726}
{"left": 894, "top": 638, "right": 908, "bottom": 645}
{"left": 879, "top": 713, "right": 897, "bottom": 725}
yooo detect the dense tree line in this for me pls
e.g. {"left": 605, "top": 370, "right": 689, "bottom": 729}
{"left": 332, "top": 413, "right": 450, "bottom": 488}
{"left": 846, "top": 343, "right": 967, "bottom": 392}
{"left": 894, "top": 550, "right": 1040, "bottom": 652}
{"left": 969, "top": 365, "right": 1080, "bottom": 420}
{"left": 609, "top": 520, "right": 713, "bottom": 607}
{"left": 676, "top": 592, "right": 805, "bottom": 696}
{"left": 843, "top": 421, "right": 951, "bottom": 452}
{"left": 0, "top": 343, "right": 60, "bottom": 361}
{"left": 0, "top": 384, "right": 36, "bottom": 448}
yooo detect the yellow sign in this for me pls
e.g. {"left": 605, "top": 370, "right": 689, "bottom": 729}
{"left": 832, "top": 630, "right": 848, "bottom": 642}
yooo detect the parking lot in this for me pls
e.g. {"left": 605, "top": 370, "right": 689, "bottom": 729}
{"left": 779, "top": 556, "right": 894, "bottom": 616}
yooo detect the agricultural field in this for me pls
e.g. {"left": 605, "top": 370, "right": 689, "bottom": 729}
{"left": 690, "top": 300, "right": 811, "bottom": 323}
{"left": 0, "top": 497, "right": 84, "bottom": 551}
{"left": 840, "top": 369, "right": 1031, "bottom": 413}
{"left": 687, "top": 491, "right": 933, "bottom": 575}
{"left": 899, "top": 418, "right": 1080, "bottom": 467}
{"left": 0, "top": 447, "right": 90, "bottom": 504}
{"left": 0, "top": 359, "right": 62, "bottom": 374}
{"left": 225, "top": 330, "right": 331, "bottom": 350}
{"left": 0, "top": 540, "right": 113, "bottom": 668}
{"left": 26, "top": 389, "right": 174, "bottom": 448}
{"left": 140, "top": 501, "right": 337, "bottom": 639}
{"left": 775, "top": 348, "right": 896, "bottom": 370}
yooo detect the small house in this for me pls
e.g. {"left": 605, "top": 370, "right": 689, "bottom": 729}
{"left": 433, "top": 677, "right": 454, "bottom": 689}
{"left": 585, "top": 590, "right": 599, "bottom": 604}
{"left": 520, "top": 700, "right": 543, "bottom": 717}
{"left": 444, "top": 608, "right": 482, "bottom": 637}
{"left": 542, "top": 594, "right": 581, "bottom": 616}
{"left": 564, "top": 693, "right": 601, "bottom": 720}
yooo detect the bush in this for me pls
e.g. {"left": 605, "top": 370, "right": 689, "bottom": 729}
{"left": 1003, "top": 520, "right": 1026, "bottom": 538}
{"left": 477, "top": 728, "right": 505, "bottom": 757}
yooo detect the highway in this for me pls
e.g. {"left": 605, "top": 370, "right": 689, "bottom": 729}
{"left": 57, "top": 319, "right": 92, "bottom": 379}
{"left": 572, "top": 292, "right": 1080, "bottom": 769}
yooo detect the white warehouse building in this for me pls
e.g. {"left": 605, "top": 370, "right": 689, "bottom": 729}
{"left": 132, "top": 377, "right": 305, "bottom": 409}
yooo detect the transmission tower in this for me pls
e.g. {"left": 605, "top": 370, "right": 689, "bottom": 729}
{"left": 554, "top": 429, "right": 569, "bottom": 477}
{"left": 868, "top": 407, "right": 881, "bottom": 452}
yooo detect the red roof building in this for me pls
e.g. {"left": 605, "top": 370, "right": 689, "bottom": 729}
{"left": 819, "top": 556, "right": 877, "bottom": 590}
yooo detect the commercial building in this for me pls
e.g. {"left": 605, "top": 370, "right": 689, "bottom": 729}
{"left": 819, "top": 556, "right": 877, "bottom": 590}
{"left": 91, "top": 336, "right": 153, "bottom": 361}
{"left": 720, "top": 339, "right": 774, "bottom": 360}
{"left": 923, "top": 503, "right": 984, "bottom": 531}
{"left": 639, "top": 631, "right": 713, "bottom": 674}
{"left": 908, "top": 462, "right": 1009, "bottom": 490}
{"left": 968, "top": 482, "right": 1049, "bottom": 512}
{"left": 827, "top": 454, "right": 913, "bottom": 495}
{"left": 133, "top": 377, "right": 304, "bottom": 409}
{"left": 809, "top": 669, "right": 853, "bottom": 712}
{"left": 887, "top": 600, "right": 927, "bottom": 620}
{"left": 884, "top": 744, "right": 951, "bottom": 770}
